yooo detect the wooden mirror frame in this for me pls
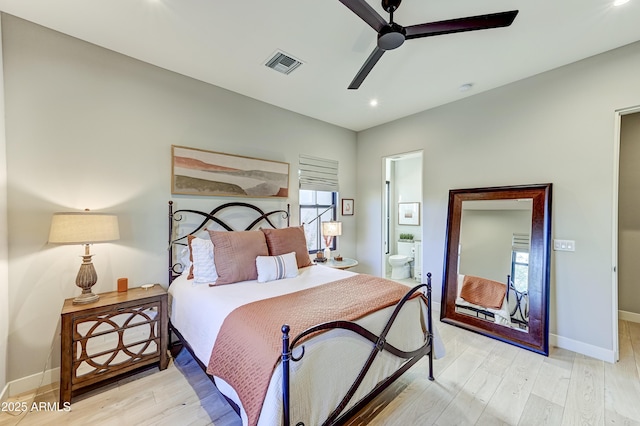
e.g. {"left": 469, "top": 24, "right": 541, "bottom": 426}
{"left": 441, "top": 183, "right": 552, "bottom": 355}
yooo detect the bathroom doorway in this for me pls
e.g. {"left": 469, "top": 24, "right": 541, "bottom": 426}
{"left": 614, "top": 107, "right": 640, "bottom": 362}
{"left": 382, "top": 151, "right": 423, "bottom": 286}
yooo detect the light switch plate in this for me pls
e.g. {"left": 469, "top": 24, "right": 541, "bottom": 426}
{"left": 553, "top": 239, "right": 575, "bottom": 251}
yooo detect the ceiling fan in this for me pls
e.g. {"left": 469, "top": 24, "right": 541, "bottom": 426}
{"left": 338, "top": 0, "right": 519, "bottom": 89}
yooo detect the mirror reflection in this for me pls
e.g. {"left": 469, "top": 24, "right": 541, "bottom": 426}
{"left": 455, "top": 199, "right": 532, "bottom": 332}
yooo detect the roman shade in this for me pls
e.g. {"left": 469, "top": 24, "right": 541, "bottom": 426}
{"left": 298, "top": 154, "right": 339, "bottom": 192}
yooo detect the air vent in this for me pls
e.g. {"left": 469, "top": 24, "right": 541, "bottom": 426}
{"left": 265, "top": 51, "right": 303, "bottom": 75}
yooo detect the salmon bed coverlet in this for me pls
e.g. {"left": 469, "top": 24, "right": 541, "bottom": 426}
{"left": 207, "top": 274, "right": 423, "bottom": 426}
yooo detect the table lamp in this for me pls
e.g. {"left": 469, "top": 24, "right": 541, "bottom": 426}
{"left": 49, "top": 210, "right": 120, "bottom": 304}
{"left": 321, "top": 221, "right": 342, "bottom": 261}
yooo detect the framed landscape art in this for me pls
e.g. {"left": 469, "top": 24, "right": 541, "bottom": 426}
{"left": 171, "top": 145, "right": 289, "bottom": 198}
{"left": 398, "top": 202, "right": 420, "bottom": 225}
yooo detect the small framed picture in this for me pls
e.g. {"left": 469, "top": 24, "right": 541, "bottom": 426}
{"left": 398, "top": 202, "right": 420, "bottom": 226}
{"left": 342, "top": 199, "right": 354, "bottom": 216}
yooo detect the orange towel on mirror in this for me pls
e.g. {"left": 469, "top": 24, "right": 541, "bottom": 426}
{"left": 460, "top": 275, "right": 507, "bottom": 309}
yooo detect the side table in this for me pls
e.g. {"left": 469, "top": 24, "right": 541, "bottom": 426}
{"left": 325, "top": 257, "right": 359, "bottom": 270}
{"left": 59, "top": 284, "right": 168, "bottom": 405}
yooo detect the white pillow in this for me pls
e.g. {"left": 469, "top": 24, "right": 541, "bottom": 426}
{"left": 190, "top": 237, "right": 218, "bottom": 284}
{"left": 256, "top": 252, "right": 298, "bottom": 283}
{"left": 178, "top": 246, "right": 191, "bottom": 275}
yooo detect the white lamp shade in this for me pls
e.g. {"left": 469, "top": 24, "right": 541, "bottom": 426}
{"left": 49, "top": 212, "right": 120, "bottom": 244}
{"left": 321, "top": 221, "right": 342, "bottom": 237}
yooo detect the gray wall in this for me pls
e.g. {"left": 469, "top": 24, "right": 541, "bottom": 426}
{"left": 393, "top": 155, "right": 422, "bottom": 244}
{"left": 356, "top": 40, "right": 640, "bottom": 360}
{"left": 0, "top": 17, "right": 8, "bottom": 395}
{"left": 1, "top": 14, "right": 357, "bottom": 383}
{"left": 618, "top": 112, "right": 640, "bottom": 315}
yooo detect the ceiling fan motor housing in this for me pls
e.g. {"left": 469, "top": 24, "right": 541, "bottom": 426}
{"left": 382, "top": 0, "right": 402, "bottom": 13}
{"left": 378, "top": 23, "right": 406, "bottom": 50}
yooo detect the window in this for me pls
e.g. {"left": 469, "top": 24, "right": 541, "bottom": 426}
{"left": 300, "top": 190, "right": 337, "bottom": 253}
{"left": 510, "top": 233, "right": 530, "bottom": 292}
{"left": 298, "top": 154, "right": 339, "bottom": 254}
{"left": 511, "top": 250, "right": 529, "bottom": 292}
{"left": 510, "top": 246, "right": 530, "bottom": 327}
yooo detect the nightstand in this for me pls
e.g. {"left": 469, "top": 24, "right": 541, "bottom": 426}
{"left": 59, "top": 285, "right": 168, "bottom": 405}
{"left": 325, "top": 257, "right": 359, "bottom": 270}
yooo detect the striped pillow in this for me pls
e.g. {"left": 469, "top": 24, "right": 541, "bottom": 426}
{"left": 255, "top": 252, "right": 298, "bottom": 283}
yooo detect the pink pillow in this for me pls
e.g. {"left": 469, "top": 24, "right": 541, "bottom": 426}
{"left": 207, "top": 230, "right": 268, "bottom": 285}
{"left": 261, "top": 226, "right": 313, "bottom": 268}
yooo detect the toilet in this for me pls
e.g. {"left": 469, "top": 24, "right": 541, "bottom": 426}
{"left": 389, "top": 241, "right": 414, "bottom": 279}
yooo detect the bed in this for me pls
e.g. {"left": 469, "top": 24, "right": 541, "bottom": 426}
{"left": 166, "top": 201, "right": 444, "bottom": 426}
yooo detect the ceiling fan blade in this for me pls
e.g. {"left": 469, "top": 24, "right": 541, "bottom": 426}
{"left": 339, "top": 0, "right": 388, "bottom": 32}
{"left": 348, "top": 46, "right": 385, "bottom": 89}
{"left": 405, "top": 10, "right": 518, "bottom": 40}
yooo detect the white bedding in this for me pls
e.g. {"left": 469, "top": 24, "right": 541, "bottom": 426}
{"left": 169, "top": 265, "right": 444, "bottom": 426}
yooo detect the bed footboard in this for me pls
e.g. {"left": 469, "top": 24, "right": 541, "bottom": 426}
{"left": 281, "top": 272, "right": 434, "bottom": 426}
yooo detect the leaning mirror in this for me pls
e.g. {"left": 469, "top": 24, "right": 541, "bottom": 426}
{"left": 441, "top": 184, "right": 552, "bottom": 355}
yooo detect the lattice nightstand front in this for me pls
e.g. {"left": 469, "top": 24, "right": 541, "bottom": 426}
{"left": 59, "top": 285, "right": 168, "bottom": 405}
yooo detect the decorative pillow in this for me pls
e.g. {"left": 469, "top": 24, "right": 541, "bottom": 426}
{"left": 256, "top": 252, "right": 298, "bottom": 283}
{"left": 207, "top": 230, "right": 269, "bottom": 285}
{"left": 187, "top": 235, "right": 218, "bottom": 284}
{"left": 260, "top": 226, "right": 313, "bottom": 268}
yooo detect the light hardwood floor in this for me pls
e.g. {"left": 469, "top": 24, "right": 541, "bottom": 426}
{"left": 2, "top": 319, "right": 639, "bottom": 426}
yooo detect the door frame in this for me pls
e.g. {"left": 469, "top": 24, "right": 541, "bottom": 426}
{"left": 381, "top": 151, "right": 424, "bottom": 280}
{"left": 612, "top": 104, "right": 640, "bottom": 362}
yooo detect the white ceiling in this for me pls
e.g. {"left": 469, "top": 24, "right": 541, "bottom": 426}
{"left": 1, "top": 0, "right": 639, "bottom": 131}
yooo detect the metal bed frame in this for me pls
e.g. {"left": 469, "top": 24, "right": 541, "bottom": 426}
{"left": 167, "top": 201, "right": 434, "bottom": 426}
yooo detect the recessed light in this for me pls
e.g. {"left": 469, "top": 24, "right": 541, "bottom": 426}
{"left": 459, "top": 83, "right": 474, "bottom": 92}
{"left": 369, "top": 99, "right": 379, "bottom": 107}
{"left": 614, "top": 0, "right": 629, "bottom": 5}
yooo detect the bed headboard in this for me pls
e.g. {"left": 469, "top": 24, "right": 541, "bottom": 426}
{"left": 168, "top": 201, "right": 290, "bottom": 284}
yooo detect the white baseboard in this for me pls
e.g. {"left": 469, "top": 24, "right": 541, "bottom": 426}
{"left": 619, "top": 310, "right": 640, "bottom": 323}
{"left": 0, "top": 382, "right": 8, "bottom": 403}
{"left": 547, "top": 310, "right": 640, "bottom": 362}
{"left": 1, "top": 367, "right": 59, "bottom": 400}
{"left": 550, "top": 333, "right": 616, "bottom": 363}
